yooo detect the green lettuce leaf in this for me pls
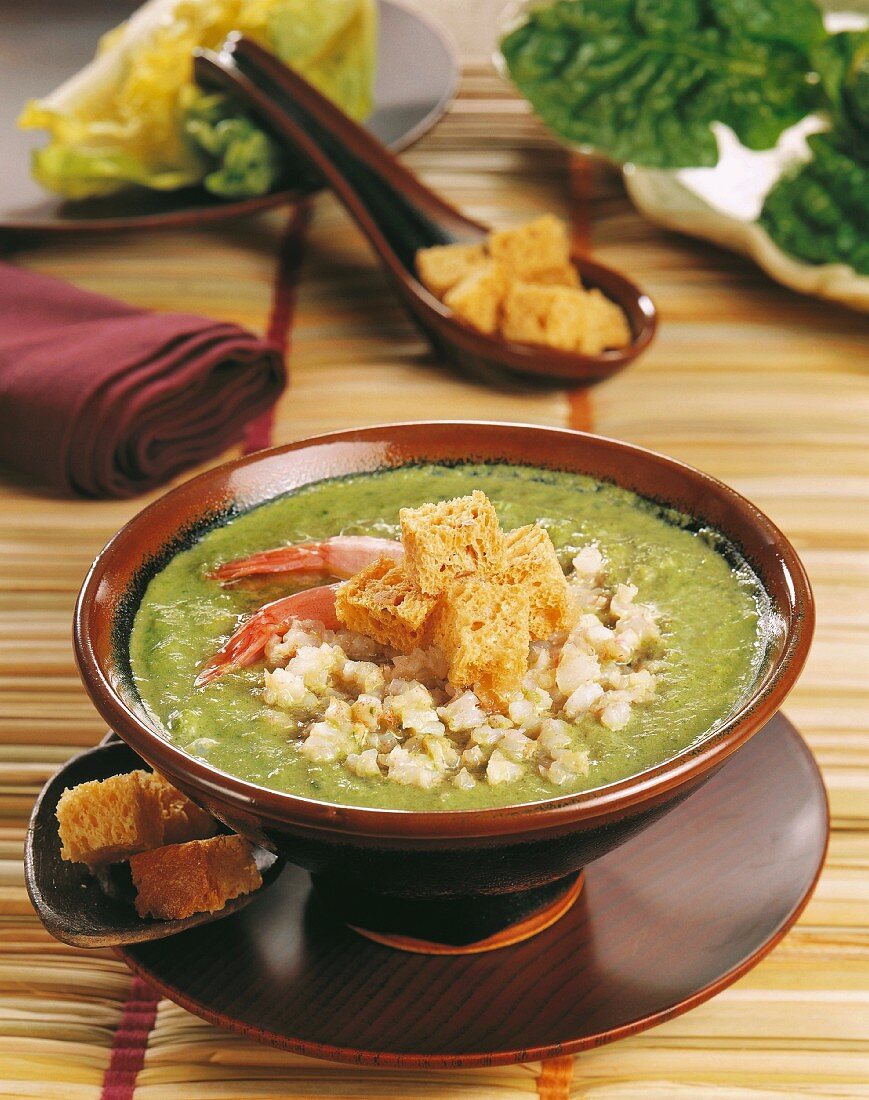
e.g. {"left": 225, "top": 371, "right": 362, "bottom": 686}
{"left": 182, "top": 90, "right": 285, "bottom": 199}
{"left": 499, "top": 0, "right": 826, "bottom": 168}
{"left": 759, "top": 29, "right": 869, "bottom": 274}
{"left": 20, "top": 0, "right": 376, "bottom": 201}
{"left": 759, "top": 130, "right": 869, "bottom": 275}
{"left": 811, "top": 29, "right": 869, "bottom": 157}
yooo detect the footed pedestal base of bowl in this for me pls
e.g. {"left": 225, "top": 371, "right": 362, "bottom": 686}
{"left": 313, "top": 871, "right": 585, "bottom": 954}
{"left": 116, "top": 714, "right": 828, "bottom": 1067}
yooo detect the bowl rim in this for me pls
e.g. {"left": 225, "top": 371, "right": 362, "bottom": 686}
{"left": 74, "top": 421, "right": 815, "bottom": 840}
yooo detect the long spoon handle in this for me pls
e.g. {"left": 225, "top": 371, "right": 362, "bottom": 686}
{"left": 194, "top": 36, "right": 484, "bottom": 272}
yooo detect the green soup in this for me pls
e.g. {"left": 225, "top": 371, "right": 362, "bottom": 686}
{"left": 129, "top": 463, "right": 767, "bottom": 810}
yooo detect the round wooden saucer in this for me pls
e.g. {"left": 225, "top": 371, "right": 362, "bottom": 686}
{"left": 119, "top": 714, "right": 828, "bottom": 1068}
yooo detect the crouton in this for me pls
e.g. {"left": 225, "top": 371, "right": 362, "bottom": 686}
{"left": 487, "top": 214, "right": 572, "bottom": 281}
{"left": 537, "top": 286, "right": 593, "bottom": 353}
{"left": 335, "top": 557, "right": 439, "bottom": 652}
{"left": 142, "top": 772, "right": 217, "bottom": 846}
{"left": 415, "top": 241, "right": 487, "bottom": 298}
{"left": 435, "top": 574, "right": 531, "bottom": 709}
{"left": 442, "top": 261, "right": 510, "bottom": 335}
{"left": 56, "top": 770, "right": 164, "bottom": 867}
{"left": 400, "top": 490, "right": 505, "bottom": 596}
{"left": 56, "top": 770, "right": 218, "bottom": 867}
{"left": 579, "top": 288, "right": 632, "bottom": 355}
{"left": 528, "top": 263, "right": 581, "bottom": 288}
{"left": 504, "top": 525, "right": 570, "bottom": 639}
{"left": 500, "top": 282, "right": 550, "bottom": 347}
{"left": 415, "top": 217, "right": 629, "bottom": 358}
{"left": 501, "top": 282, "right": 592, "bottom": 352}
{"left": 129, "top": 834, "right": 262, "bottom": 920}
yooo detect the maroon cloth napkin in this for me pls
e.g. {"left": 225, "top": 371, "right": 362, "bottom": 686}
{"left": 0, "top": 262, "right": 285, "bottom": 498}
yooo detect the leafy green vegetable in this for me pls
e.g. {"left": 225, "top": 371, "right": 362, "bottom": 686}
{"left": 760, "top": 131, "right": 869, "bottom": 274}
{"left": 502, "top": 0, "right": 869, "bottom": 276}
{"left": 759, "top": 29, "right": 869, "bottom": 273}
{"left": 500, "top": 0, "right": 826, "bottom": 168}
{"left": 811, "top": 30, "right": 869, "bottom": 155}
{"left": 182, "top": 91, "right": 284, "bottom": 199}
{"left": 20, "top": 0, "right": 376, "bottom": 201}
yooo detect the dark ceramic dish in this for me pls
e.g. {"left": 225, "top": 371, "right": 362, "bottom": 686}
{"left": 73, "top": 423, "right": 814, "bottom": 948}
{"left": 193, "top": 36, "right": 657, "bottom": 387}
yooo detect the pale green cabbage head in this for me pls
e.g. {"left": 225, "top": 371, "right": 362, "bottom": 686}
{"left": 19, "top": 0, "right": 377, "bottom": 200}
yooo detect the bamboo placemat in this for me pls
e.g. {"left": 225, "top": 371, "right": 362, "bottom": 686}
{"left": 1, "top": 55, "right": 868, "bottom": 1100}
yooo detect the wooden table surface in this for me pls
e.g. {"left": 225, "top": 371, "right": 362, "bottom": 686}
{"left": 1, "top": 52, "right": 868, "bottom": 1100}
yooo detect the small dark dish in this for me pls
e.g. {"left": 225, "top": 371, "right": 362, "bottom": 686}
{"left": 73, "top": 422, "right": 813, "bottom": 950}
{"left": 194, "top": 37, "right": 656, "bottom": 386}
{"left": 25, "top": 737, "right": 283, "bottom": 947}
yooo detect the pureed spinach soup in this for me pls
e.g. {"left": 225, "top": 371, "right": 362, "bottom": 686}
{"left": 129, "top": 463, "right": 768, "bottom": 810}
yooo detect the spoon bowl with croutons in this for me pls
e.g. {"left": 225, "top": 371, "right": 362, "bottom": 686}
{"left": 26, "top": 736, "right": 284, "bottom": 948}
{"left": 193, "top": 36, "right": 657, "bottom": 388}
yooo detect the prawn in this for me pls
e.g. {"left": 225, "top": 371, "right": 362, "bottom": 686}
{"left": 195, "top": 584, "right": 340, "bottom": 687}
{"left": 208, "top": 535, "right": 402, "bottom": 585}
{"left": 197, "top": 535, "right": 402, "bottom": 686}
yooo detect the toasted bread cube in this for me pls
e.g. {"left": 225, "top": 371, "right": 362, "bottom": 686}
{"left": 579, "top": 289, "right": 632, "bottom": 355}
{"left": 443, "top": 261, "right": 509, "bottom": 335}
{"left": 204, "top": 835, "right": 261, "bottom": 904}
{"left": 487, "top": 215, "right": 571, "bottom": 281}
{"left": 400, "top": 490, "right": 505, "bottom": 596}
{"left": 130, "top": 835, "right": 262, "bottom": 920}
{"left": 415, "top": 242, "right": 487, "bottom": 299}
{"left": 529, "top": 263, "right": 581, "bottom": 288}
{"left": 56, "top": 770, "right": 164, "bottom": 867}
{"left": 56, "top": 770, "right": 218, "bottom": 868}
{"left": 501, "top": 282, "right": 591, "bottom": 352}
{"left": 534, "top": 287, "right": 590, "bottom": 352}
{"left": 500, "top": 282, "right": 550, "bottom": 347}
{"left": 435, "top": 574, "right": 530, "bottom": 709}
{"left": 504, "top": 526, "right": 568, "bottom": 636}
{"left": 142, "top": 772, "right": 217, "bottom": 846}
{"left": 504, "top": 525, "right": 570, "bottom": 639}
{"left": 335, "top": 557, "right": 439, "bottom": 652}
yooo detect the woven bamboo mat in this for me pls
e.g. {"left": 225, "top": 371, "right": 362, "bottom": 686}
{"left": 1, "top": 52, "right": 868, "bottom": 1100}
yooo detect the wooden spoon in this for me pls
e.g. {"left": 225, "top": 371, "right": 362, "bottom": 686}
{"left": 193, "top": 36, "right": 657, "bottom": 387}
{"left": 25, "top": 738, "right": 284, "bottom": 948}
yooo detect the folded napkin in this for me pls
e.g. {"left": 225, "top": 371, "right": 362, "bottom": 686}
{"left": 0, "top": 262, "right": 285, "bottom": 498}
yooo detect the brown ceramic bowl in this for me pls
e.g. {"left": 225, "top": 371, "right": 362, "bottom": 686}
{"left": 74, "top": 423, "right": 813, "bottom": 949}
